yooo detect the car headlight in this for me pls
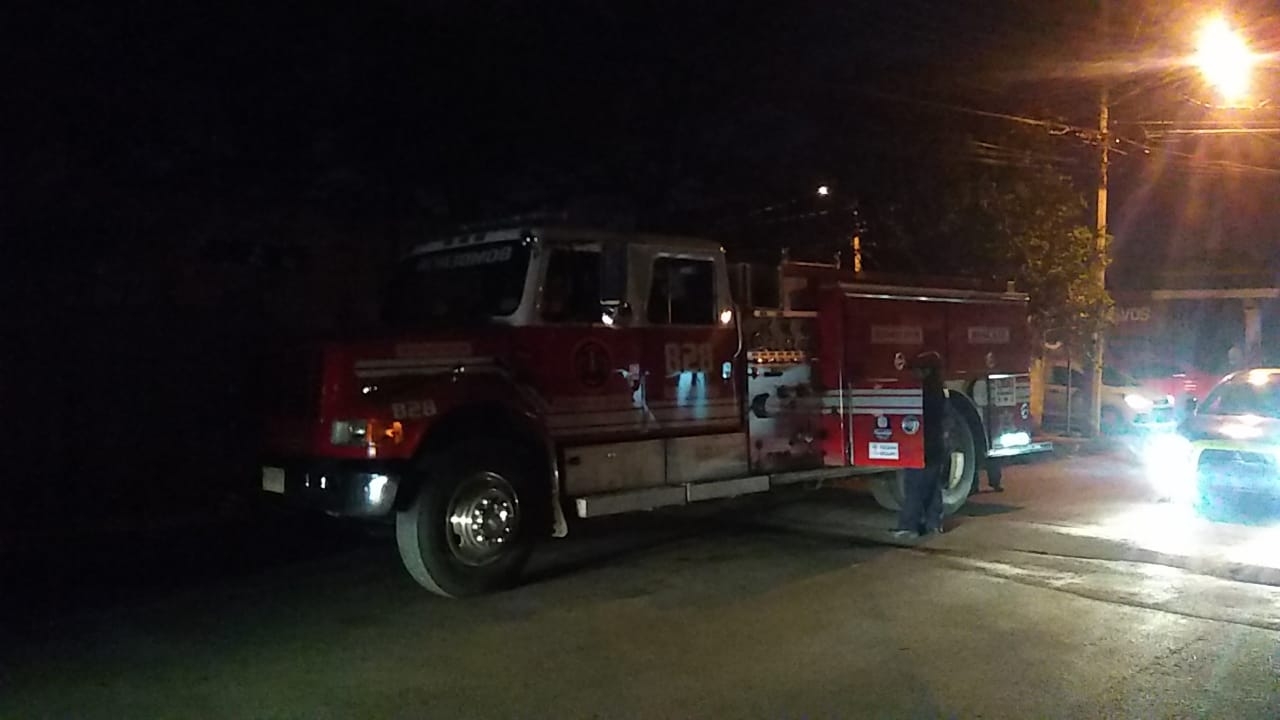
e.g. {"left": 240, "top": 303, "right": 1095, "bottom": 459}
{"left": 1125, "top": 393, "right": 1154, "bottom": 411}
{"left": 1143, "top": 432, "right": 1195, "bottom": 502}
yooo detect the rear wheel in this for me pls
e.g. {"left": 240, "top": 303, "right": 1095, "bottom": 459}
{"left": 870, "top": 404, "right": 977, "bottom": 517}
{"left": 395, "top": 451, "right": 536, "bottom": 597}
{"left": 938, "top": 410, "right": 977, "bottom": 514}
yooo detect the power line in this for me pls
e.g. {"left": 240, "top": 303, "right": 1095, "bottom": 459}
{"left": 1114, "top": 136, "right": 1280, "bottom": 176}
{"left": 857, "top": 88, "right": 1280, "bottom": 176}
{"left": 856, "top": 88, "right": 1100, "bottom": 139}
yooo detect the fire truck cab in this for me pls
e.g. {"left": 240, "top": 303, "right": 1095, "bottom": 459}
{"left": 261, "top": 225, "right": 1050, "bottom": 596}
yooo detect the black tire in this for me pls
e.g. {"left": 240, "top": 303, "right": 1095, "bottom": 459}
{"left": 869, "top": 472, "right": 904, "bottom": 511}
{"left": 938, "top": 408, "right": 977, "bottom": 514}
{"left": 870, "top": 403, "right": 976, "bottom": 517}
{"left": 395, "top": 450, "right": 537, "bottom": 597}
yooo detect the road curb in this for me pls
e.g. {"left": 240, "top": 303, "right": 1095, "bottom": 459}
{"left": 938, "top": 519, "right": 1280, "bottom": 591}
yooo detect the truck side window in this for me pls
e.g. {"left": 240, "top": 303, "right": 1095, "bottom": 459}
{"left": 648, "top": 258, "right": 715, "bottom": 325}
{"left": 542, "top": 248, "right": 602, "bottom": 323}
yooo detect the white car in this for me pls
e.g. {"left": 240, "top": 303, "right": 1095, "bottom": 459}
{"left": 1045, "top": 364, "right": 1176, "bottom": 434}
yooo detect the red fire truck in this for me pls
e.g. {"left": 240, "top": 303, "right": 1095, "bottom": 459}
{"left": 261, "top": 225, "right": 1050, "bottom": 596}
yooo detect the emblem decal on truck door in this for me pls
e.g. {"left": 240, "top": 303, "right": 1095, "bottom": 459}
{"left": 873, "top": 415, "right": 893, "bottom": 441}
{"left": 573, "top": 340, "right": 612, "bottom": 388}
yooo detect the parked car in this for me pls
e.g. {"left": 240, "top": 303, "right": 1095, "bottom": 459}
{"left": 1117, "top": 359, "right": 1224, "bottom": 415}
{"left": 1145, "top": 368, "right": 1280, "bottom": 504}
{"left": 1044, "top": 364, "right": 1176, "bottom": 434}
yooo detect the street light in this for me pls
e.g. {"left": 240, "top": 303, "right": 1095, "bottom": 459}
{"left": 1083, "top": 13, "right": 1256, "bottom": 437}
{"left": 1194, "top": 16, "right": 1256, "bottom": 105}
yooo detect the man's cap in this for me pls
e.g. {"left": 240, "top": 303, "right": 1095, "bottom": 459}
{"left": 910, "top": 351, "right": 943, "bottom": 370}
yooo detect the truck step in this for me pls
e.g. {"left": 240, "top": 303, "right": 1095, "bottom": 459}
{"left": 574, "top": 475, "right": 771, "bottom": 518}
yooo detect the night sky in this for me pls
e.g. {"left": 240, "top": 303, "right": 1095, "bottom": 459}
{"left": 8, "top": 0, "right": 1280, "bottom": 533}
{"left": 9, "top": 0, "right": 1280, "bottom": 283}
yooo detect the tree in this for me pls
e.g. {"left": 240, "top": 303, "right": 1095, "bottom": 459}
{"left": 855, "top": 126, "right": 1112, "bottom": 358}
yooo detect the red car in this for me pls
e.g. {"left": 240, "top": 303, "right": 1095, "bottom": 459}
{"left": 1120, "top": 360, "right": 1225, "bottom": 414}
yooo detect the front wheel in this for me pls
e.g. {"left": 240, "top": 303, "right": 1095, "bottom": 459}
{"left": 395, "top": 453, "right": 535, "bottom": 597}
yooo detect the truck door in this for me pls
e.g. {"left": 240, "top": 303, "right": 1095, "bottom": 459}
{"left": 838, "top": 293, "right": 944, "bottom": 469}
{"left": 521, "top": 243, "right": 645, "bottom": 441}
{"left": 639, "top": 252, "right": 741, "bottom": 436}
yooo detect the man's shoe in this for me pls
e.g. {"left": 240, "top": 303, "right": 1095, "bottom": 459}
{"left": 991, "top": 486, "right": 1005, "bottom": 493}
{"left": 889, "top": 529, "right": 919, "bottom": 541}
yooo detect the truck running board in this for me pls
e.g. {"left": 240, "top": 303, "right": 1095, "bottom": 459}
{"left": 573, "top": 467, "right": 884, "bottom": 518}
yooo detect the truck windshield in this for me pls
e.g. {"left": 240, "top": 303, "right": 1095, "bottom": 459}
{"left": 383, "top": 241, "right": 531, "bottom": 328}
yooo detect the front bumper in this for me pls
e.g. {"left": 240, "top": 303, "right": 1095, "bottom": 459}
{"left": 259, "top": 458, "right": 408, "bottom": 518}
{"left": 987, "top": 441, "right": 1054, "bottom": 459}
{"left": 1145, "top": 434, "right": 1280, "bottom": 503}
{"left": 1194, "top": 445, "right": 1280, "bottom": 498}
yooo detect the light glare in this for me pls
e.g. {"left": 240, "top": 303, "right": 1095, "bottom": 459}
{"left": 366, "top": 474, "right": 389, "bottom": 505}
{"left": 1143, "top": 432, "right": 1195, "bottom": 503}
{"left": 995, "top": 431, "right": 1031, "bottom": 448}
{"left": 1124, "top": 393, "right": 1154, "bottom": 411}
{"left": 1194, "top": 17, "right": 1256, "bottom": 104}
{"left": 1248, "top": 369, "right": 1272, "bottom": 386}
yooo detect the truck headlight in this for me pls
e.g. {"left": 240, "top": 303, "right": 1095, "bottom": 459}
{"left": 330, "top": 419, "right": 371, "bottom": 446}
{"left": 994, "top": 431, "right": 1031, "bottom": 449}
{"left": 1143, "top": 432, "right": 1194, "bottom": 502}
{"left": 1125, "top": 393, "right": 1154, "bottom": 411}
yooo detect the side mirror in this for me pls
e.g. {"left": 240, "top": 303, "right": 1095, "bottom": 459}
{"left": 600, "top": 301, "right": 633, "bottom": 327}
{"left": 599, "top": 239, "right": 628, "bottom": 307}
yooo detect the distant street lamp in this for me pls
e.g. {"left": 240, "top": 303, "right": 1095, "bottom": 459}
{"left": 816, "top": 185, "right": 830, "bottom": 196}
{"left": 1194, "top": 16, "right": 1256, "bottom": 105}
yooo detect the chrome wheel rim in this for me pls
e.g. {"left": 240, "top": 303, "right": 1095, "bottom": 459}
{"left": 446, "top": 471, "right": 521, "bottom": 567}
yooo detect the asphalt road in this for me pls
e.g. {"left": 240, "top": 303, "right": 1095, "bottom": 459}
{"left": 4, "top": 443, "right": 1280, "bottom": 718}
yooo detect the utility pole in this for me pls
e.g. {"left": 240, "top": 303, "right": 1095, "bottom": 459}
{"left": 1089, "top": 0, "right": 1109, "bottom": 437}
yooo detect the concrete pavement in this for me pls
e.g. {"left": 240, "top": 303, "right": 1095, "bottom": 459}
{"left": 4, "top": 450, "right": 1280, "bottom": 718}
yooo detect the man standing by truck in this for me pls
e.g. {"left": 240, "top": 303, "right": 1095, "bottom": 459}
{"left": 893, "top": 351, "right": 949, "bottom": 538}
